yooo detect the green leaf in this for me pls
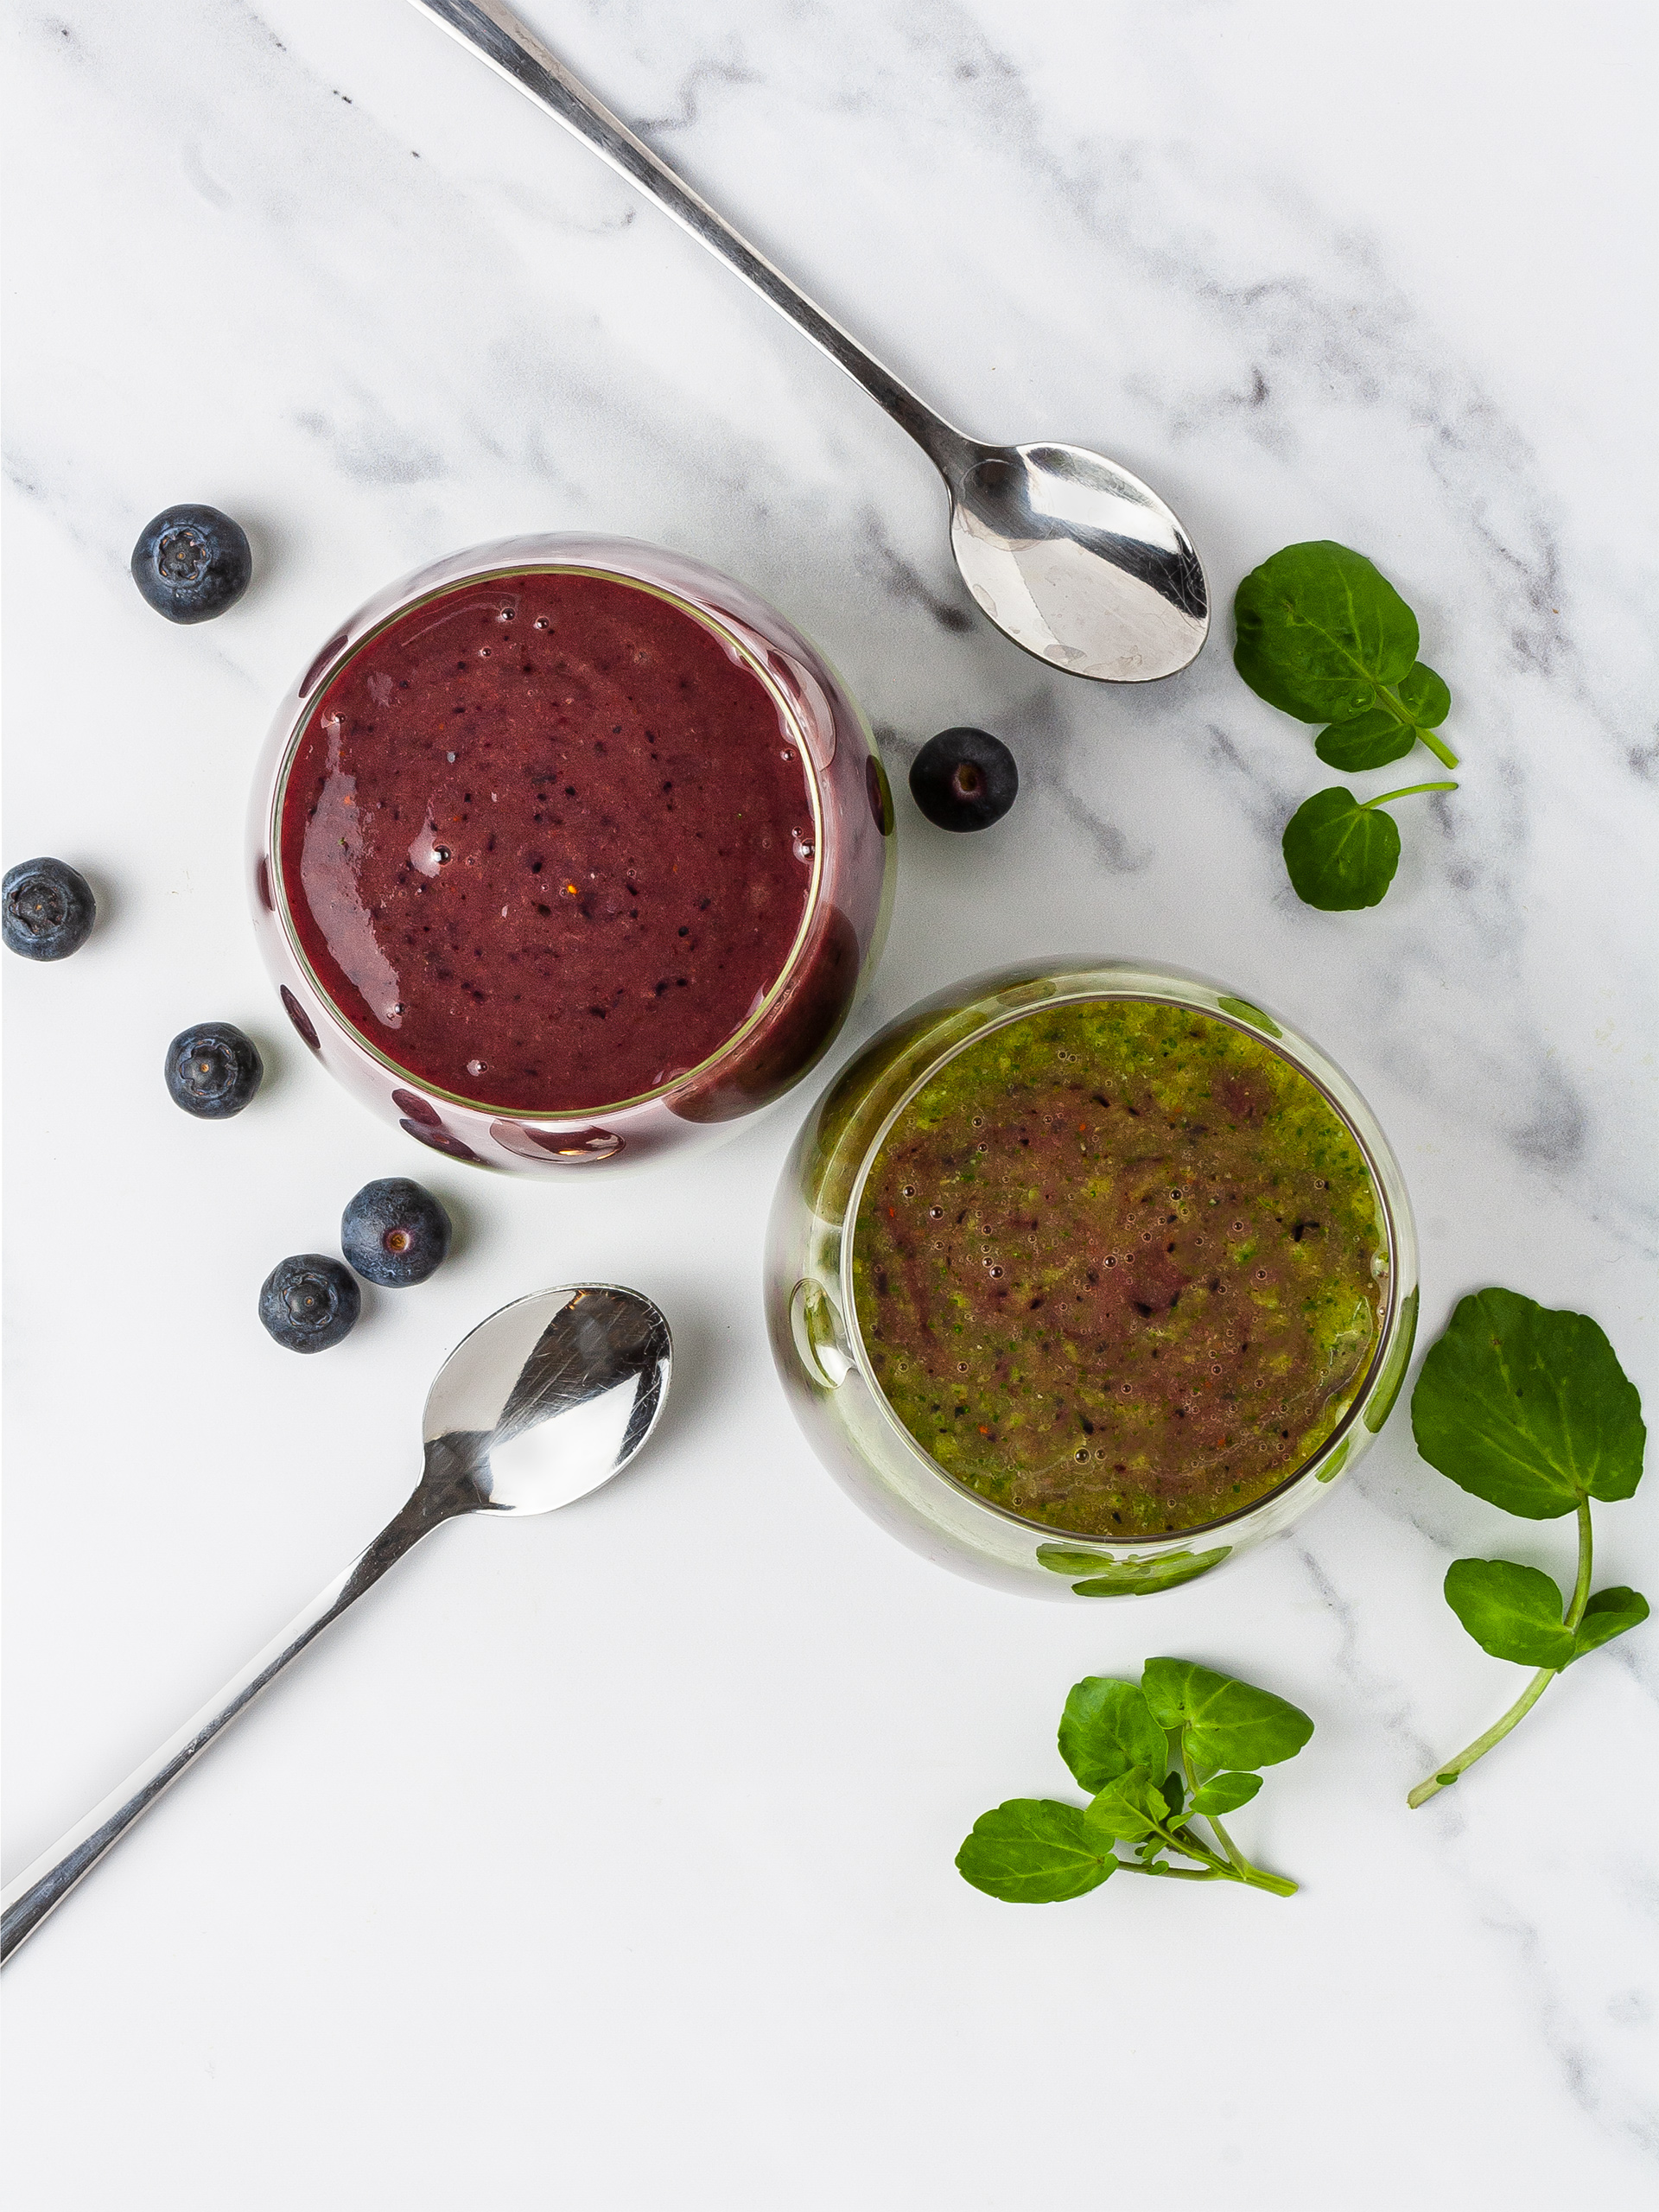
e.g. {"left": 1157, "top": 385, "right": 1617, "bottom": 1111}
{"left": 955, "top": 1801, "right": 1116, "bottom": 1904}
{"left": 1160, "top": 1772, "right": 1185, "bottom": 1818}
{"left": 1035, "top": 1542, "right": 1232, "bottom": 1596}
{"left": 1314, "top": 1436, "right": 1351, "bottom": 1484}
{"left": 1410, "top": 1287, "right": 1647, "bottom": 1518}
{"left": 1315, "top": 709, "right": 1417, "bottom": 772}
{"left": 1363, "top": 1283, "right": 1419, "bottom": 1433}
{"left": 1396, "top": 660, "right": 1452, "bottom": 728}
{"left": 1082, "top": 1767, "right": 1164, "bottom": 1843}
{"left": 1141, "top": 1661, "right": 1314, "bottom": 1770}
{"left": 1057, "top": 1676, "right": 1167, "bottom": 1792}
{"left": 1570, "top": 1586, "right": 1649, "bottom": 1662}
{"left": 1217, "top": 995, "right": 1282, "bottom": 1039}
{"left": 1282, "top": 787, "right": 1401, "bottom": 910}
{"left": 1188, "top": 1771, "right": 1262, "bottom": 1816}
{"left": 1234, "top": 542, "right": 1420, "bottom": 724}
{"left": 1443, "top": 1558, "right": 1575, "bottom": 1669}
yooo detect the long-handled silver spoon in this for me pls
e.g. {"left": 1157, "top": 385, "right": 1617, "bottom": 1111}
{"left": 1, "top": 1285, "right": 671, "bottom": 1964}
{"left": 409, "top": 0, "right": 1209, "bottom": 682}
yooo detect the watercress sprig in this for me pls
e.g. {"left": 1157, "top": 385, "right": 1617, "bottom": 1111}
{"left": 1408, "top": 1287, "right": 1648, "bottom": 1808}
{"left": 957, "top": 1661, "right": 1312, "bottom": 1904}
{"left": 1234, "top": 541, "right": 1460, "bottom": 910}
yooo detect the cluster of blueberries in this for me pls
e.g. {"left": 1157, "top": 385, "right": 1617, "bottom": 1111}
{"left": 259, "top": 1179, "right": 453, "bottom": 1355}
{"left": 5, "top": 502, "right": 454, "bottom": 1357}
{"left": 156, "top": 1021, "right": 454, "bottom": 1352}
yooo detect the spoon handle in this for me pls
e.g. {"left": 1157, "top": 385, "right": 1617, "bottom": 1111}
{"left": 407, "top": 0, "right": 981, "bottom": 480}
{"left": 0, "top": 1478, "right": 467, "bottom": 1965}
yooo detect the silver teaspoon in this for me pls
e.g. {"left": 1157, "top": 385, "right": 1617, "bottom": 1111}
{"left": 410, "top": 0, "right": 1209, "bottom": 682}
{"left": 1, "top": 1285, "right": 671, "bottom": 1964}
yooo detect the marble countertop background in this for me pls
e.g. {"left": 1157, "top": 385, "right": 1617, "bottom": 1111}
{"left": 3, "top": 3, "right": 1655, "bottom": 2205}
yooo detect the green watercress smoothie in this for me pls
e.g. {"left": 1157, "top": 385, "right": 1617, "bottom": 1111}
{"left": 850, "top": 998, "right": 1389, "bottom": 1538}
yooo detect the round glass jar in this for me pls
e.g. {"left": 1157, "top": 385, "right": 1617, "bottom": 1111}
{"left": 249, "top": 537, "right": 893, "bottom": 1172}
{"left": 766, "top": 961, "right": 1418, "bottom": 1597}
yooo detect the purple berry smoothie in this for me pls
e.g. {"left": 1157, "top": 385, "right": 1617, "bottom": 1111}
{"left": 277, "top": 569, "right": 818, "bottom": 1113}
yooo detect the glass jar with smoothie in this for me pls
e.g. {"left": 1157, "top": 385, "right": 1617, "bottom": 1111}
{"left": 767, "top": 963, "right": 1417, "bottom": 1595}
{"left": 249, "top": 537, "right": 894, "bottom": 1171}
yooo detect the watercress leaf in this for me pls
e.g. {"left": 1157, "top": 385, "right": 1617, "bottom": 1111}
{"left": 955, "top": 1801, "right": 1116, "bottom": 1904}
{"left": 1189, "top": 1771, "right": 1263, "bottom": 1816}
{"left": 1443, "top": 1558, "right": 1575, "bottom": 1669}
{"left": 1083, "top": 1767, "right": 1163, "bottom": 1842}
{"left": 1397, "top": 660, "right": 1452, "bottom": 728}
{"left": 1363, "top": 1282, "right": 1419, "bottom": 1434}
{"left": 1233, "top": 541, "right": 1419, "bottom": 723}
{"left": 1282, "top": 787, "right": 1401, "bottom": 910}
{"left": 1411, "top": 1287, "right": 1648, "bottom": 1518}
{"left": 1569, "top": 1586, "right": 1649, "bottom": 1662}
{"left": 1141, "top": 1660, "right": 1314, "bottom": 1770}
{"left": 1314, "top": 709, "right": 1417, "bottom": 772}
{"left": 1037, "top": 1542, "right": 1232, "bottom": 1596}
{"left": 1216, "top": 995, "right": 1282, "bottom": 1038}
{"left": 1057, "top": 1676, "right": 1166, "bottom": 1791}
{"left": 1160, "top": 1772, "right": 1185, "bottom": 1818}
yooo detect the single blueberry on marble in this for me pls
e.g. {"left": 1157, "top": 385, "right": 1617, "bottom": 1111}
{"left": 164, "top": 1022, "right": 264, "bottom": 1118}
{"left": 258, "top": 1255, "right": 360, "bottom": 1352}
{"left": 3, "top": 857, "right": 96, "bottom": 960}
{"left": 909, "top": 728, "right": 1018, "bottom": 831}
{"left": 340, "top": 1178, "right": 451, "bottom": 1287}
{"left": 130, "top": 505, "right": 252, "bottom": 624}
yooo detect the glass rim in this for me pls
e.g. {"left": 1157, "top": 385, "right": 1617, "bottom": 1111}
{"left": 265, "top": 556, "right": 829, "bottom": 1122}
{"left": 836, "top": 976, "right": 1404, "bottom": 1549}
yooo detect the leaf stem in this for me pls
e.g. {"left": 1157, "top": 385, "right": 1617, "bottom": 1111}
{"left": 1202, "top": 1808, "right": 1249, "bottom": 1876}
{"left": 1202, "top": 1812, "right": 1299, "bottom": 1897}
{"left": 1373, "top": 683, "right": 1460, "bottom": 770}
{"left": 1566, "top": 1493, "right": 1594, "bottom": 1630}
{"left": 1116, "top": 1859, "right": 1221, "bottom": 1882}
{"left": 1150, "top": 1816, "right": 1228, "bottom": 1871}
{"left": 1360, "top": 780, "right": 1459, "bottom": 810}
{"left": 1406, "top": 1666, "right": 1557, "bottom": 1808}
{"left": 1408, "top": 1496, "right": 1593, "bottom": 1808}
{"left": 1174, "top": 1738, "right": 1296, "bottom": 1895}
{"left": 1171, "top": 1744, "right": 1234, "bottom": 1872}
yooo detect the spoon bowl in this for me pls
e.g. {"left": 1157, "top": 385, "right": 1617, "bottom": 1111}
{"left": 950, "top": 443, "right": 1209, "bottom": 682}
{"left": 424, "top": 1283, "right": 671, "bottom": 1515}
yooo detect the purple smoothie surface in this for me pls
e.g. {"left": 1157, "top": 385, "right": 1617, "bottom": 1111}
{"left": 278, "top": 569, "right": 817, "bottom": 1112}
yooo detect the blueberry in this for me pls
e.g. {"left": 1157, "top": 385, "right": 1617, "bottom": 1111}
{"left": 258, "top": 1255, "right": 360, "bottom": 1353}
{"left": 340, "top": 1178, "right": 452, "bottom": 1287}
{"left": 130, "top": 505, "right": 252, "bottom": 624}
{"left": 164, "top": 1021, "right": 264, "bottom": 1118}
{"left": 3, "top": 857, "right": 96, "bottom": 960}
{"left": 908, "top": 727, "right": 1019, "bottom": 831}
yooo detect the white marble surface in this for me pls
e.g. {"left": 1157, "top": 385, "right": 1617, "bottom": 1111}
{"left": 3, "top": 2, "right": 1656, "bottom": 2203}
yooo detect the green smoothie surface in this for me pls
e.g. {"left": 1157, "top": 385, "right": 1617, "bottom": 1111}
{"left": 850, "top": 997, "right": 1389, "bottom": 1537}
